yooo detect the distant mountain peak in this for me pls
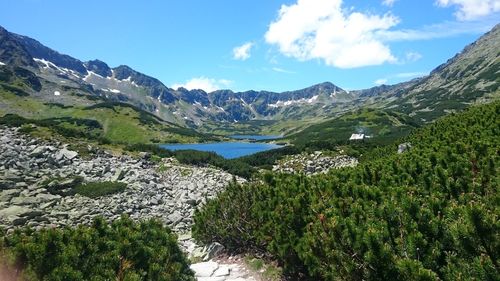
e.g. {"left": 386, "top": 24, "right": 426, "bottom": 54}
{"left": 84, "top": 59, "right": 111, "bottom": 77}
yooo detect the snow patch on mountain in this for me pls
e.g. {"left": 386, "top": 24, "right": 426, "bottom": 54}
{"left": 34, "top": 58, "right": 83, "bottom": 79}
{"left": 101, "top": 88, "right": 121, "bottom": 93}
{"left": 268, "top": 95, "right": 319, "bottom": 108}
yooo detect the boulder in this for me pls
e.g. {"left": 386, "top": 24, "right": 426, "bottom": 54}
{"left": 56, "top": 149, "right": 78, "bottom": 160}
{"left": 30, "top": 146, "right": 47, "bottom": 157}
{"left": 203, "top": 242, "right": 225, "bottom": 261}
{"left": 0, "top": 206, "right": 42, "bottom": 219}
{"left": 0, "top": 189, "right": 21, "bottom": 202}
{"left": 398, "top": 142, "right": 412, "bottom": 154}
{"left": 190, "top": 261, "right": 219, "bottom": 277}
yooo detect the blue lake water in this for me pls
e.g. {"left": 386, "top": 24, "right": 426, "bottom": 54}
{"left": 229, "top": 135, "right": 282, "bottom": 141}
{"left": 160, "top": 142, "right": 283, "bottom": 159}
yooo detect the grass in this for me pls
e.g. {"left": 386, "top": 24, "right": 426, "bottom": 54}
{"left": 244, "top": 256, "right": 283, "bottom": 281}
{"left": 40, "top": 177, "right": 126, "bottom": 198}
{"left": 0, "top": 90, "right": 218, "bottom": 145}
{"left": 73, "top": 181, "right": 127, "bottom": 198}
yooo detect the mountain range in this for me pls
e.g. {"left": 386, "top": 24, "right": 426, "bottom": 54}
{"left": 0, "top": 24, "right": 498, "bottom": 136}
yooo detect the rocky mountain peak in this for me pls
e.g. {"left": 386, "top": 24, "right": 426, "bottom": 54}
{"left": 0, "top": 25, "right": 37, "bottom": 68}
{"left": 84, "top": 59, "right": 112, "bottom": 77}
{"left": 12, "top": 33, "right": 87, "bottom": 74}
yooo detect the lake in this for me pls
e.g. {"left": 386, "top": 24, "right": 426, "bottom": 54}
{"left": 229, "top": 135, "right": 282, "bottom": 141}
{"left": 160, "top": 142, "right": 283, "bottom": 159}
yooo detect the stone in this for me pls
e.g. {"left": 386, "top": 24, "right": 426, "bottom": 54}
{"left": 57, "top": 149, "right": 78, "bottom": 160}
{"left": 36, "top": 193, "right": 61, "bottom": 202}
{"left": 111, "top": 168, "right": 127, "bottom": 181}
{"left": 0, "top": 206, "right": 41, "bottom": 219}
{"left": 11, "top": 216, "right": 27, "bottom": 226}
{"left": 192, "top": 246, "right": 208, "bottom": 260}
{"left": 10, "top": 196, "right": 43, "bottom": 205}
{"left": 204, "top": 242, "right": 225, "bottom": 261}
{"left": 30, "top": 146, "right": 47, "bottom": 157}
{"left": 190, "top": 261, "right": 219, "bottom": 277}
{"left": 398, "top": 142, "right": 412, "bottom": 154}
{"left": 0, "top": 189, "right": 21, "bottom": 202}
{"left": 213, "top": 265, "right": 231, "bottom": 277}
{"left": 167, "top": 211, "right": 183, "bottom": 225}
{"left": 197, "top": 277, "right": 227, "bottom": 281}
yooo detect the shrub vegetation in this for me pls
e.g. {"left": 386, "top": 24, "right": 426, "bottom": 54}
{"left": 73, "top": 181, "right": 127, "bottom": 198}
{"left": 192, "top": 101, "right": 500, "bottom": 280}
{"left": 0, "top": 216, "right": 195, "bottom": 281}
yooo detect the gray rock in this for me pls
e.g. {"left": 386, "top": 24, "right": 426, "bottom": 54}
{"left": 0, "top": 206, "right": 42, "bottom": 219}
{"left": 10, "top": 196, "right": 43, "bottom": 205}
{"left": 203, "top": 242, "right": 225, "bottom": 261}
{"left": 111, "top": 168, "right": 127, "bottom": 181}
{"left": 0, "top": 189, "right": 21, "bottom": 202}
{"left": 30, "top": 146, "right": 47, "bottom": 157}
{"left": 190, "top": 261, "right": 219, "bottom": 278}
{"left": 398, "top": 142, "right": 412, "bottom": 154}
{"left": 57, "top": 149, "right": 78, "bottom": 160}
{"left": 167, "top": 211, "right": 183, "bottom": 225}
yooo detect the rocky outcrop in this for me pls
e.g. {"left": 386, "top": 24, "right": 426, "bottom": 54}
{"left": 0, "top": 126, "right": 240, "bottom": 233}
{"left": 273, "top": 151, "right": 358, "bottom": 175}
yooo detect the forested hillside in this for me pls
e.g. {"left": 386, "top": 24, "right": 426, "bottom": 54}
{"left": 193, "top": 101, "right": 500, "bottom": 280}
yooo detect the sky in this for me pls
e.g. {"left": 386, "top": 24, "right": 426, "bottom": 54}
{"left": 1, "top": 0, "right": 499, "bottom": 92}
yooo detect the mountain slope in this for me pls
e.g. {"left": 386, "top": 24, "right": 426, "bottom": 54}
{"left": 0, "top": 24, "right": 498, "bottom": 137}
{"left": 372, "top": 24, "right": 500, "bottom": 122}
{"left": 0, "top": 25, "right": 359, "bottom": 130}
{"left": 287, "top": 24, "right": 499, "bottom": 144}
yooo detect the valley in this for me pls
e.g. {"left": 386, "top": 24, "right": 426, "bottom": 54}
{"left": 0, "top": 9, "right": 498, "bottom": 281}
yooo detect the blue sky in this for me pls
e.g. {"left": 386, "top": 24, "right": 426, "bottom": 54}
{"left": 1, "top": 0, "right": 498, "bottom": 92}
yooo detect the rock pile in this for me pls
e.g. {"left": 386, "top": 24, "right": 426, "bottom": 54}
{"left": 0, "top": 126, "right": 240, "bottom": 233}
{"left": 273, "top": 151, "right": 358, "bottom": 175}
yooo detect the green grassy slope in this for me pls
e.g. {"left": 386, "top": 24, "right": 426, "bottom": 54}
{"left": 287, "top": 108, "right": 418, "bottom": 147}
{"left": 0, "top": 89, "right": 216, "bottom": 144}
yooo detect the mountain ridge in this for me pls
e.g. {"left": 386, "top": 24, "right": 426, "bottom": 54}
{"left": 0, "top": 24, "right": 498, "bottom": 135}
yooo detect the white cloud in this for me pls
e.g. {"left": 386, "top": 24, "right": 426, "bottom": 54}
{"left": 376, "top": 20, "right": 496, "bottom": 41}
{"left": 436, "top": 0, "right": 500, "bottom": 21}
{"left": 405, "top": 51, "right": 423, "bottom": 62}
{"left": 382, "top": 0, "right": 397, "bottom": 7}
{"left": 394, "top": 71, "right": 428, "bottom": 78}
{"left": 233, "top": 42, "right": 254, "bottom": 60}
{"left": 272, "top": 67, "right": 296, "bottom": 74}
{"left": 172, "top": 77, "right": 233, "bottom": 93}
{"left": 374, "top": 78, "right": 388, "bottom": 85}
{"left": 264, "top": 0, "right": 399, "bottom": 68}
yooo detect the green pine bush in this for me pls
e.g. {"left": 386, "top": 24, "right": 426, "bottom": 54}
{"left": 193, "top": 101, "right": 500, "bottom": 280}
{"left": 0, "top": 216, "right": 195, "bottom": 281}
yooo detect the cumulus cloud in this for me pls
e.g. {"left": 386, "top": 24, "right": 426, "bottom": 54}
{"left": 374, "top": 78, "right": 388, "bottom": 85}
{"left": 233, "top": 42, "right": 254, "bottom": 60}
{"left": 172, "top": 77, "right": 233, "bottom": 93}
{"left": 264, "top": 0, "right": 399, "bottom": 68}
{"left": 436, "top": 0, "right": 500, "bottom": 20}
{"left": 382, "top": 0, "right": 397, "bottom": 7}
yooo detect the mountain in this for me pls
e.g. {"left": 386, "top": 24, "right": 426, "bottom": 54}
{"left": 0, "top": 25, "right": 359, "bottom": 132}
{"left": 286, "top": 24, "right": 500, "bottom": 144}
{"left": 365, "top": 24, "right": 500, "bottom": 123}
{"left": 0, "top": 24, "right": 498, "bottom": 137}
